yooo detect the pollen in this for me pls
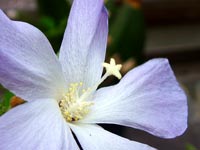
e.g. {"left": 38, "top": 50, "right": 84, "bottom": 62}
{"left": 59, "top": 82, "right": 93, "bottom": 122}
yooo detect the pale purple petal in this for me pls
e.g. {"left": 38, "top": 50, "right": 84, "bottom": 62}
{"left": 70, "top": 124, "right": 156, "bottom": 150}
{"left": 0, "top": 10, "right": 66, "bottom": 101}
{"left": 59, "top": 0, "right": 108, "bottom": 88}
{"left": 0, "top": 99, "right": 79, "bottom": 150}
{"left": 81, "top": 59, "right": 188, "bottom": 138}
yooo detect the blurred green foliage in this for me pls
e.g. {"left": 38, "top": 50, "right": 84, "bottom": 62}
{"left": 107, "top": 0, "right": 145, "bottom": 63}
{"left": 186, "top": 143, "right": 197, "bottom": 150}
{"left": 37, "top": 0, "right": 70, "bottom": 20}
{"left": 0, "top": 86, "right": 13, "bottom": 115}
{"left": 36, "top": 0, "right": 71, "bottom": 51}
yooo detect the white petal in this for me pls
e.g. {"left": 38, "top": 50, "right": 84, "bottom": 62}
{"left": 0, "top": 99, "right": 79, "bottom": 150}
{"left": 81, "top": 59, "right": 188, "bottom": 138}
{"left": 70, "top": 124, "right": 156, "bottom": 150}
{"left": 0, "top": 10, "right": 66, "bottom": 101}
{"left": 59, "top": 0, "right": 108, "bottom": 88}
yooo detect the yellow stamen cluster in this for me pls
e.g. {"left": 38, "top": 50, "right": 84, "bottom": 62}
{"left": 59, "top": 82, "right": 93, "bottom": 122}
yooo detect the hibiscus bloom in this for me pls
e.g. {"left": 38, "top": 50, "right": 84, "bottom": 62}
{"left": 0, "top": 0, "right": 187, "bottom": 149}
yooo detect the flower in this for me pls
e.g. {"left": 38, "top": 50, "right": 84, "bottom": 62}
{"left": 0, "top": 0, "right": 187, "bottom": 149}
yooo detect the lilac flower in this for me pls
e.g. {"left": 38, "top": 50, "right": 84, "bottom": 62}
{"left": 0, "top": 0, "right": 187, "bottom": 149}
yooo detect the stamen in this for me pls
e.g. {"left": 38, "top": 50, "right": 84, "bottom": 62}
{"left": 59, "top": 82, "right": 93, "bottom": 122}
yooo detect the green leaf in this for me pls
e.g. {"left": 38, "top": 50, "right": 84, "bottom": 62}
{"left": 185, "top": 143, "right": 197, "bottom": 150}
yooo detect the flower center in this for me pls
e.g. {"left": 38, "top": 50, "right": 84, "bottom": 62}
{"left": 59, "top": 82, "right": 94, "bottom": 122}
{"left": 59, "top": 58, "right": 122, "bottom": 123}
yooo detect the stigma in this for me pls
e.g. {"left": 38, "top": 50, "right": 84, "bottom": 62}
{"left": 59, "top": 58, "right": 122, "bottom": 123}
